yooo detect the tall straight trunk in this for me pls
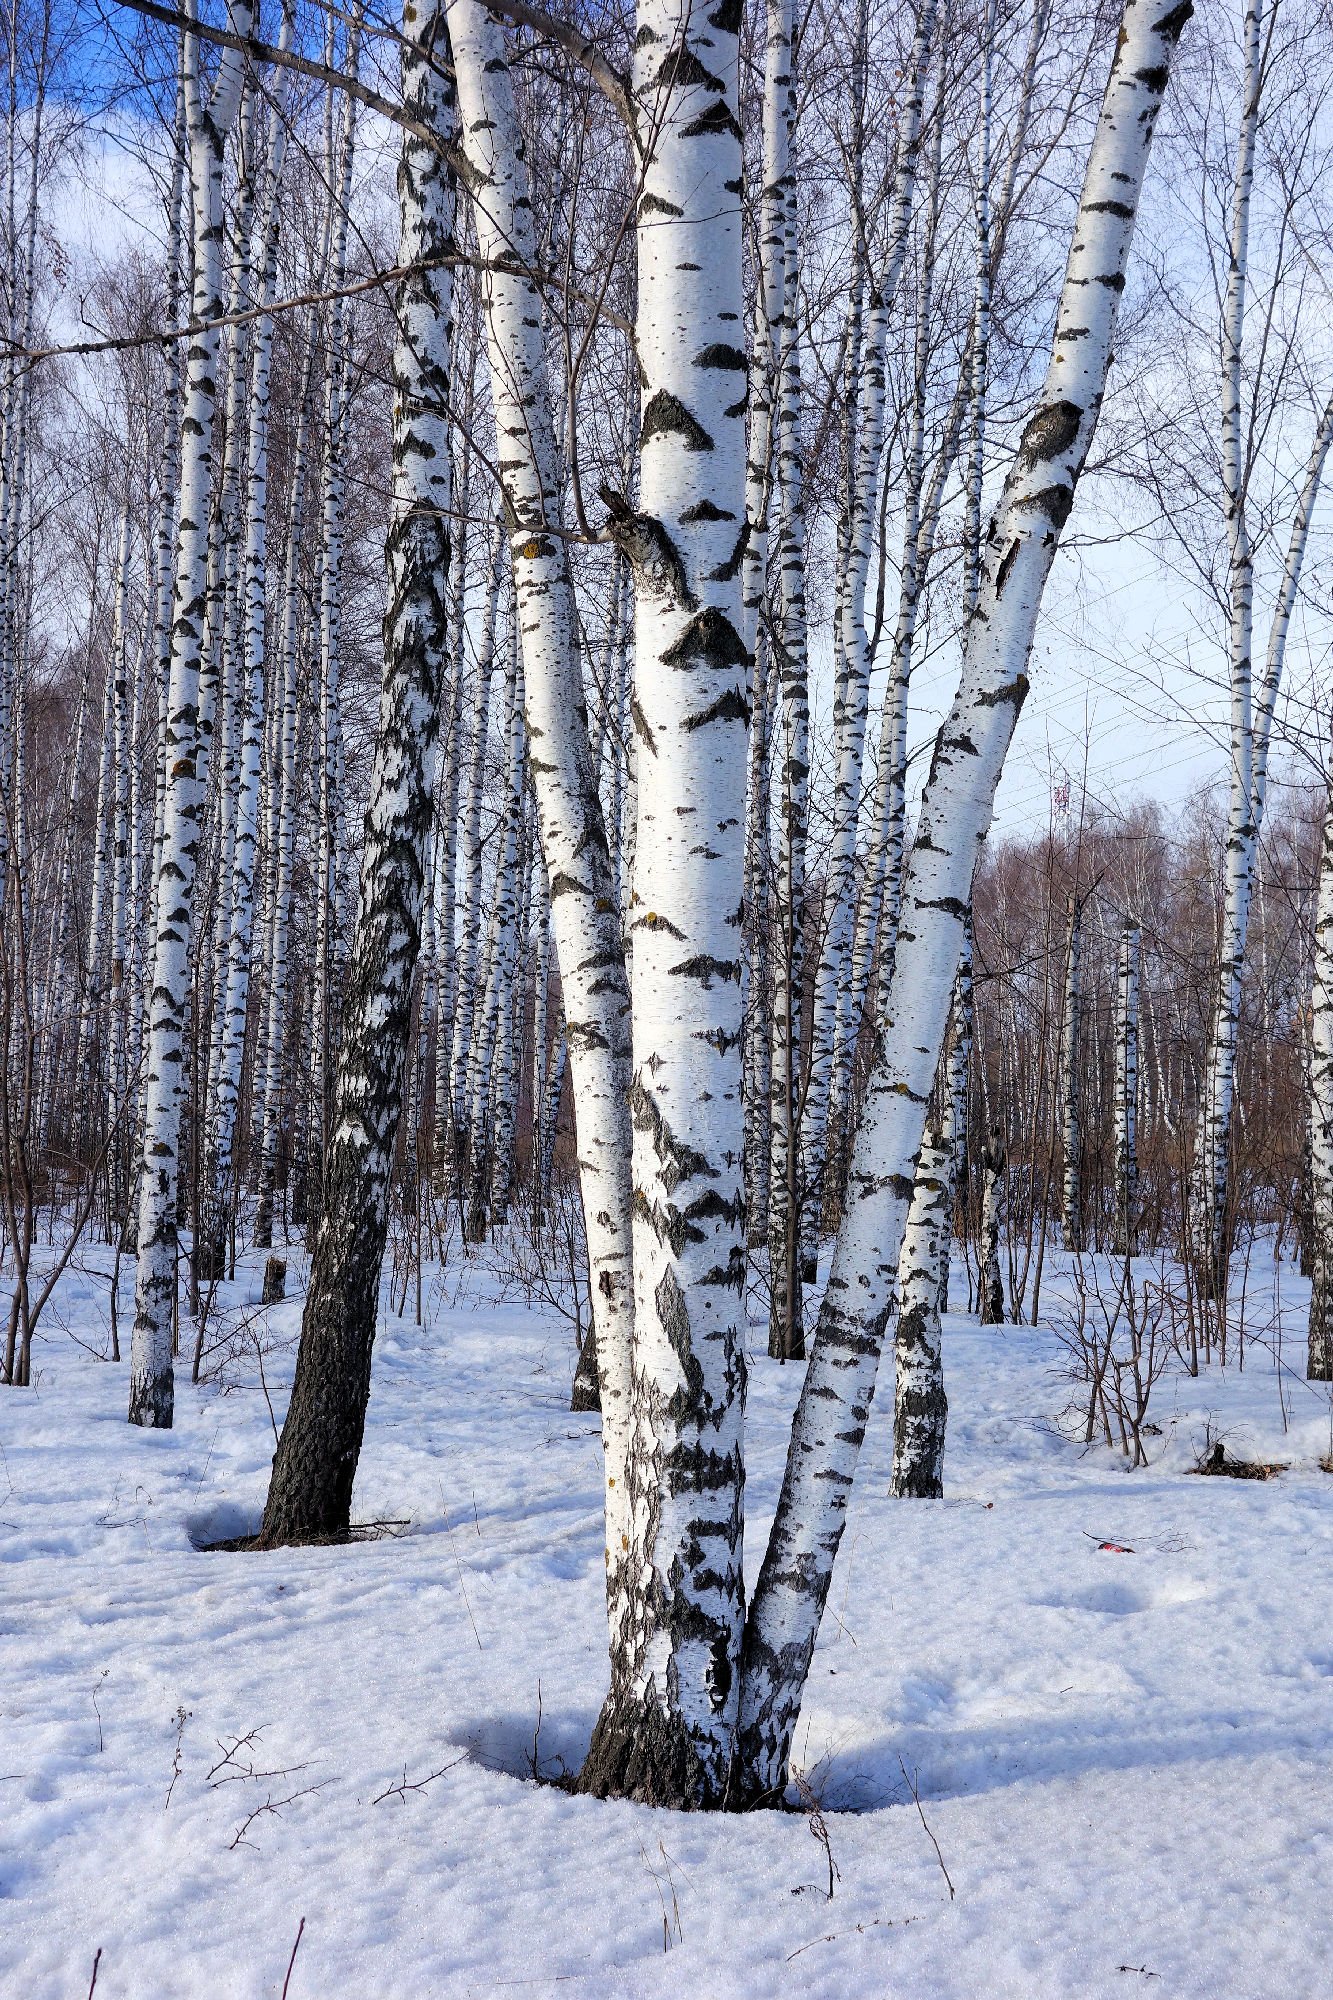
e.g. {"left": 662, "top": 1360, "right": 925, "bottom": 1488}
{"left": 530, "top": 843, "right": 553, "bottom": 1220}
{"left": 128, "top": 1, "right": 253, "bottom": 1429}
{"left": 576, "top": 0, "right": 750, "bottom": 1809}
{"left": 742, "top": 627, "right": 772, "bottom": 1245}
{"left": 1060, "top": 894, "right": 1082, "bottom": 1250}
{"left": 1308, "top": 787, "right": 1333, "bottom": 1380}
{"left": 446, "top": 518, "right": 502, "bottom": 1157}
{"left": 1191, "top": 0, "right": 1333, "bottom": 1294}
{"left": 831, "top": 370, "right": 964, "bottom": 1157}
{"left": 739, "top": 2, "right": 785, "bottom": 1252}
{"left": 891, "top": 1128, "right": 950, "bottom": 1498}
{"left": 258, "top": 0, "right": 455, "bottom": 1544}
{"left": 254, "top": 341, "right": 317, "bottom": 1248}
{"left": 804, "top": 1, "right": 938, "bottom": 1257}
{"left": 307, "top": 38, "right": 360, "bottom": 1235}
{"left": 767, "top": 67, "right": 810, "bottom": 1352}
{"left": 734, "top": 0, "right": 1191, "bottom": 1800}
{"left": 429, "top": 429, "right": 470, "bottom": 1169}
{"left": 201, "top": 26, "right": 294, "bottom": 1269}
{"left": 107, "top": 512, "right": 134, "bottom": 1224}
{"left": 447, "top": 0, "right": 636, "bottom": 1629}
{"left": 940, "top": 920, "right": 973, "bottom": 1313}
{"left": 978, "top": 1124, "right": 1006, "bottom": 1324}
{"left": 1114, "top": 921, "right": 1140, "bottom": 1257}
{"left": 962, "top": 0, "right": 996, "bottom": 622}
{"left": 464, "top": 640, "right": 524, "bottom": 1241}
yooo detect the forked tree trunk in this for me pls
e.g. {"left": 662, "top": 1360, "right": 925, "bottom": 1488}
{"left": 733, "top": 0, "right": 1190, "bottom": 1802}
{"left": 258, "top": 0, "right": 455, "bottom": 1544}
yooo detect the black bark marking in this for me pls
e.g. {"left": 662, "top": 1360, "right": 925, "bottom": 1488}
{"left": 662, "top": 606, "right": 747, "bottom": 673}
{"left": 669, "top": 953, "right": 741, "bottom": 987}
{"left": 994, "top": 539, "right": 1020, "bottom": 599}
{"left": 692, "top": 342, "right": 747, "bottom": 372}
{"left": 685, "top": 687, "right": 749, "bottom": 731}
{"left": 1017, "top": 398, "right": 1081, "bottom": 472}
{"left": 642, "top": 390, "right": 714, "bottom": 454}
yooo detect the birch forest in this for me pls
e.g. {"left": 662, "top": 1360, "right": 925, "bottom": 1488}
{"left": 5, "top": 0, "right": 1333, "bottom": 1989}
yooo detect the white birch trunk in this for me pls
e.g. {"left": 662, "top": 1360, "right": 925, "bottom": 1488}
{"left": 891, "top": 1130, "right": 949, "bottom": 1498}
{"left": 1114, "top": 921, "right": 1140, "bottom": 1258}
{"left": 1308, "top": 790, "right": 1333, "bottom": 1380}
{"left": 576, "top": 0, "right": 750, "bottom": 1806}
{"left": 128, "top": 0, "right": 253, "bottom": 1428}
{"left": 1060, "top": 895, "right": 1082, "bottom": 1251}
{"left": 734, "top": 0, "right": 1191, "bottom": 1798}
{"left": 448, "top": 0, "right": 636, "bottom": 1637}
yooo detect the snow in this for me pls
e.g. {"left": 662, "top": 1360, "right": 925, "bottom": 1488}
{"left": 3, "top": 1242, "right": 1332, "bottom": 1998}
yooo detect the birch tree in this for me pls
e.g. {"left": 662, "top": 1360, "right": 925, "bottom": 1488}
{"left": 259, "top": 0, "right": 455, "bottom": 1541}
{"left": 128, "top": 0, "right": 253, "bottom": 1429}
{"left": 576, "top": 0, "right": 751, "bottom": 1806}
{"left": 734, "top": 0, "right": 1192, "bottom": 1801}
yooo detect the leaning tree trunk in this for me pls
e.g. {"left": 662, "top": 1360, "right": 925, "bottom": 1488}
{"left": 258, "top": 0, "right": 455, "bottom": 1545}
{"left": 733, "top": 0, "right": 1191, "bottom": 1803}
{"left": 576, "top": 0, "right": 750, "bottom": 1809}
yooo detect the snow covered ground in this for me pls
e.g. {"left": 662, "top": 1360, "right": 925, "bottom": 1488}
{"left": 3, "top": 1239, "right": 1332, "bottom": 1999}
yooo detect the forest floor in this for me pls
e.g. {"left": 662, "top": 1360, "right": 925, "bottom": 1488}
{"left": 2, "top": 1232, "right": 1332, "bottom": 1998}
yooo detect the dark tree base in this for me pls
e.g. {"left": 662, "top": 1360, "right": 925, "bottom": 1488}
{"left": 261, "top": 1255, "right": 288, "bottom": 1304}
{"left": 575, "top": 1692, "right": 712, "bottom": 1809}
{"left": 192, "top": 1239, "right": 226, "bottom": 1284}
{"left": 569, "top": 1324, "right": 601, "bottom": 1412}
{"left": 128, "top": 1369, "right": 174, "bottom": 1429}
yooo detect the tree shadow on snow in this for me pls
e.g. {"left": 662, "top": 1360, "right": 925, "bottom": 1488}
{"left": 816, "top": 1707, "right": 1306, "bottom": 1813}
{"left": 455, "top": 1706, "right": 597, "bottom": 1788}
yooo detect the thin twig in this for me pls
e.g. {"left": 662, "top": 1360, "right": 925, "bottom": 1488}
{"left": 87, "top": 1948, "right": 102, "bottom": 1999}
{"left": 898, "top": 1756, "right": 955, "bottom": 1901}
{"left": 164, "top": 1705, "right": 191, "bottom": 1809}
{"left": 281, "top": 1918, "right": 306, "bottom": 2000}
{"left": 788, "top": 1914, "right": 920, "bottom": 1961}
{"left": 370, "top": 1756, "right": 464, "bottom": 1805}
{"left": 230, "top": 1780, "right": 330, "bottom": 1851}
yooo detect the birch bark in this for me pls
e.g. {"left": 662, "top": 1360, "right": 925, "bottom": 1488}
{"left": 128, "top": 0, "right": 253, "bottom": 1429}
{"left": 259, "top": 0, "right": 455, "bottom": 1542}
{"left": 734, "top": 0, "right": 1191, "bottom": 1799}
{"left": 1309, "top": 789, "right": 1333, "bottom": 1380}
{"left": 1060, "top": 895, "right": 1083, "bottom": 1251}
{"left": 577, "top": 0, "right": 750, "bottom": 1807}
{"left": 1114, "top": 921, "right": 1140, "bottom": 1257}
{"left": 447, "top": 0, "right": 636, "bottom": 1634}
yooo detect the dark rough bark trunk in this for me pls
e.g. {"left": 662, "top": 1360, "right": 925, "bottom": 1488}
{"left": 1309, "top": 1252, "right": 1333, "bottom": 1380}
{"left": 570, "top": 1320, "right": 600, "bottom": 1412}
{"left": 256, "top": 1, "right": 454, "bottom": 1547}
{"left": 979, "top": 1127, "right": 1006, "bottom": 1325}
